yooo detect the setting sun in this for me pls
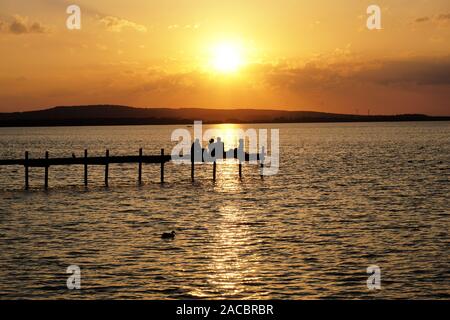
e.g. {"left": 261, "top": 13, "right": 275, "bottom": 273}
{"left": 211, "top": 42, "right": 244, "bottom": 73}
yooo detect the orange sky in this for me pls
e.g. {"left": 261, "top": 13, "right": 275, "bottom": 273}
{"left": 0, "top": 0, "right": 449, "bottom": 115}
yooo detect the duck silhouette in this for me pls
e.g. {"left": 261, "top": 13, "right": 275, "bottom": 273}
{"left": 161, "top": 231, "right": 176, "bottom": 239}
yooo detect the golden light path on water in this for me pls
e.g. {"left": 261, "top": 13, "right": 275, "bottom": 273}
{"left": 186, "top": 147, "right": 265, "bottom": 298}
{"left": 208, "top": 174, "right": 257, "bottom": 298}
{"left": 207, "top": 123, "right": 244, "bottom": 153}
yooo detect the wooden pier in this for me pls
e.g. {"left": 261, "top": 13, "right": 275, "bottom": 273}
{"left": 0, "top": 148, "right": 265, "bottom": 190}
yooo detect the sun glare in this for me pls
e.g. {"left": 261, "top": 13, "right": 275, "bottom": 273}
{"left": 211, "top": 42, "right": 244, "bottom": 73}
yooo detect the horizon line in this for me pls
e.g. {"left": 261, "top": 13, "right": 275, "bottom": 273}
{"left": 3, "top": 104, "right": 449, "bottom": 117}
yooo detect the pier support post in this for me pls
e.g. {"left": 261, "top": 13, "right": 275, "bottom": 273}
{"left": 138, "top": 148, "right": 143, "bottom": 185}
{"left": 260, "top": 146, "right": 265, "bottom": 180}
{"left": 44, "top": 151, "right": 49, "bottom": 190}
{"left": 213, "top": 161, "right": 217, "bottom": 182}
{"left": 25, "top": 151, "right": 29, "bottom": 190}
{"left": 239, "top": 163, "right": 242, "bottom": 179}
{"left": 160, "top": 148, "right": 165, "bottom": 184}
{"left": 191, "top": 158, "right": 195, "bottom": 182}
{"left": 84, "top": 149, "right": 88, "bottom": 186}
{"left": 105, "top": 149, "right": 109, "bottom": 187}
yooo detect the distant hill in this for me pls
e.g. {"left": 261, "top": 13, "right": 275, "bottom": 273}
{"left": 0, "top": 105, "right": 448, "bottom": 127}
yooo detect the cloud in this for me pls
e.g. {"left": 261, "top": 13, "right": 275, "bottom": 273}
{"left": 354, "top": 58, "right": 450, "bottom": 86}
{"left": 260, "top": 56, "right": 450, "bottom": 93}
{"left": 0, "top": 15, "right": 48, "bottom": 34}
{"left": 100, "top": 16, "right": 147, "bottom": 32}
{"left": 168, "top": 24, "right": 200, "bottom": 30}
{"left": 28, "top": 22, "right": 47, "bottom": 33}
{"left": 437, "top": 13, "right": 450, "bottom": 20}
{"left": 415, "top": 17, "right": 430, "bottom": 23}
{"left": 130, "top": 71, "right": 200, "bottom": 94}
{"left": 414, "top": 12, "right": 450, "bottom": 25}
{"left": 123, "top": 56, "right": 450, "bottom": 100}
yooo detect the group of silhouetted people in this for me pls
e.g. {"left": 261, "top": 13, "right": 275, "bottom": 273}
{"left": 191, "top": 138, "right": 245, "bottom": 163}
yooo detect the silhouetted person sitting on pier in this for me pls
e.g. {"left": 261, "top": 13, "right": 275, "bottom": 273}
{"left": 216, "top": 137, "right": 225, "bottom": 159}
{"left": 227, "top": 138, "right": 245, "bottom": 161}
{"left": 203, "top": 137, "right": 228, "bottom": 163}
{"left": 72, "top": 153, "right": 76, "bottom": 159}
{"left": 191, "top": 138, "right": 202, "bottom": 163}
{"left": 236, "top": 138, "right": 244, "bottom": 162}
{"left": 207, "top": 138, "right": 215, "bottom": 158}
{"left": 207, "top": 137, "right": 225, "bottom": 160}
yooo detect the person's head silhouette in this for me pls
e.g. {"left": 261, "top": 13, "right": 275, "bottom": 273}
{"left": 209, "top": 138, "right": 214, "bottom": 144}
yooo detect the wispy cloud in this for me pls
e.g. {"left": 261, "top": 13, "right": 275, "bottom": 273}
{"left": 264, "top": 56, "right": 450, "bottom": 90}
{"left": 99, "top": 16, "right": 147, "bottom": 33}
{"left": 415, "top": 17, "right": 430, "bottom": 23}
{"left": 0, "top": 15, "right": 49, "bottom": 35}
{"left": 122, "top": 56, "right": 450, "bottom": 101}
{"left": 414, "top": 12, "right": 450, "bottom": 25}
{"left": 168, "top": 24, "right": 200, "bottom": 30}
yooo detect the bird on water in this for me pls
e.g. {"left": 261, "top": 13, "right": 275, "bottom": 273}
{"left": 161, "top": 231, "right": 176, "bottom": 239}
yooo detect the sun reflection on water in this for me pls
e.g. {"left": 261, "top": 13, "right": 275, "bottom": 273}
{"left": 213, "top": 124, "right": 241, "bottom": 152}
{"left": 203, "top": 204, "right": 264, "bottom": 298}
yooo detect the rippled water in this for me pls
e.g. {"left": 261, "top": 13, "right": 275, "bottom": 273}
{"left": 0, "top": 122, "right": 448, "bottom": 299}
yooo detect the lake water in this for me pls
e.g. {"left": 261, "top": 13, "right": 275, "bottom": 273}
{"left": 0, "top": 122, "right": 448, "bottom": 299}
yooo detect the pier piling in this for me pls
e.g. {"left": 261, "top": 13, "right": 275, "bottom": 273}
{"left": 138, "top": 148, "right": 143, "bottom": 185}
{"left": 239, "top": 162, "right": 242, "bottom": 179}
{"left": 213, "top": 161, "right": 217, "bottom": 181}
{"left": 25, "top": 151, "right": 29, "bottom": 190}
{"left": 84, "top": 149, "right": 88, "bottom": 186}
{"left": 44, "top": 151, "right": 49, "bottom": 190}
{"left": 160, "top": 149, "right": 165, "bottom": 184}
{"left": 260, "top": 146, "right": 265, "bottom": 179}
{"left": 105, "top": 149, "right": 109, "bottom": 187}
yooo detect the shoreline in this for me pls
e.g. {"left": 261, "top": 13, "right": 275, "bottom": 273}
{"left": 1, "top": 118, "right": 449, "bottom": 128}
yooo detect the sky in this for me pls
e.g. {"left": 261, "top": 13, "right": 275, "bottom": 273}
{"left": 0, "top": 0, "right": 449, "bottom": 115}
